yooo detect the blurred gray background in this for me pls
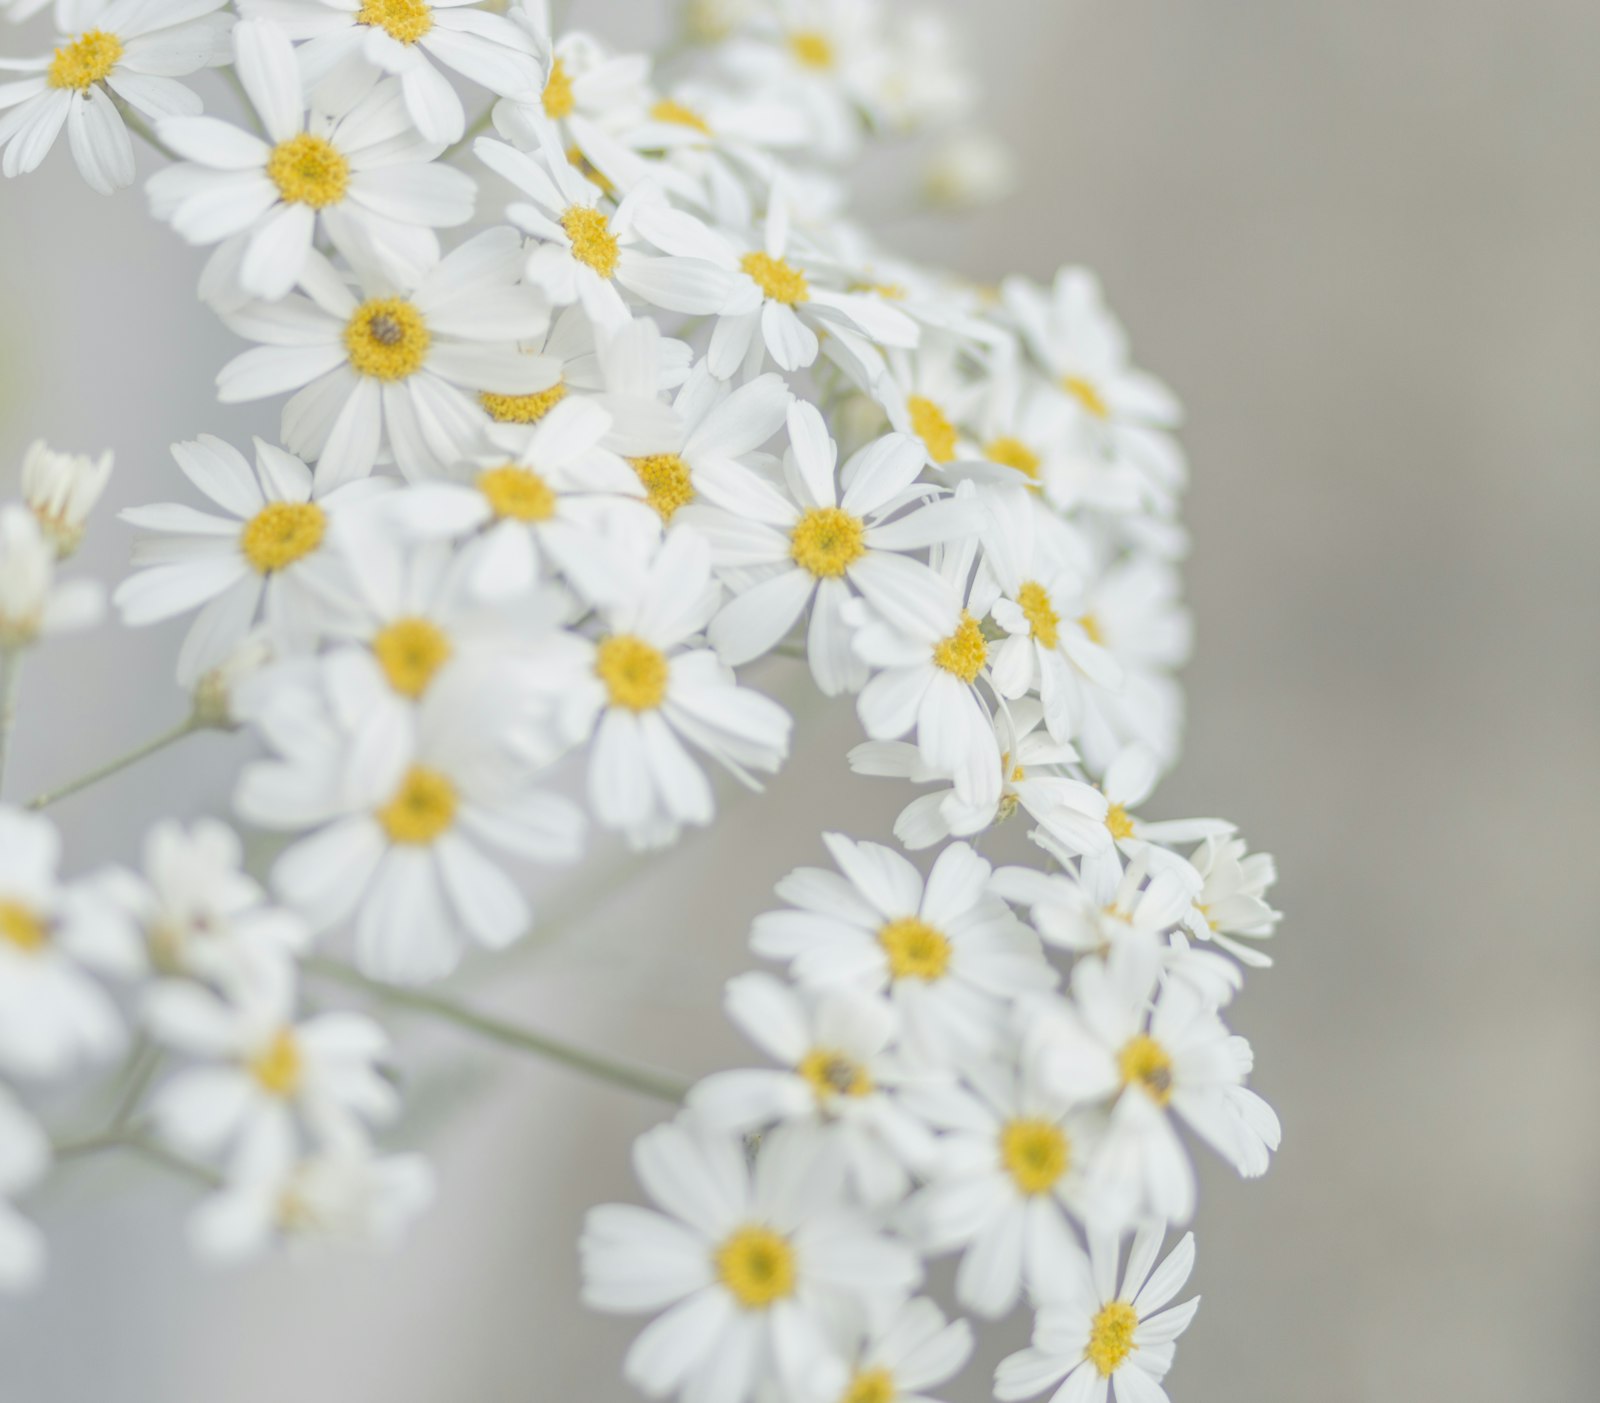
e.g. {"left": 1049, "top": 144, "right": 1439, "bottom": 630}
{"left": 1, "top": 1, "right": 1598, "bottom": 1400}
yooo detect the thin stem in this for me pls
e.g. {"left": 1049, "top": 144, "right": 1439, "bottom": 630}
{"left": 218, "top": 67, "right": 265, "bottom": 137}
{"left": 110, "top": 95, "right": 178, "bottom": 162}
{"left": 0, "top": 648, "right": 21, "bottom": 799}
{"left": 304, "top": 956, "right": 689, "bottom": 1104}
{"left": 442, "top": 106, "right": 496, "bottom": 165}
{"left": 27, "top": 713, "right": 200, "bottom": 811}
{"left": 108, "top": 1040, "right": 162, "bottom": 1132}
{"left": 51, "top": 1124, "right": 220, "bottom": 1187}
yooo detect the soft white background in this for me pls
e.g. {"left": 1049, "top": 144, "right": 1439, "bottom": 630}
{"left": 1, "top": 1, "right": 1598, "bottom": 1400}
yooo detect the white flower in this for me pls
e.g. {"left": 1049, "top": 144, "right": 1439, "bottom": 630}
{"left": 239, "top": 0, "right": 539, "bottom": 145}
{"left": 1077, "top": 746, "right": 1232, "bottom": 881}
{"left": 235, "top": 648, "right": 584, "bottom": 983}
{"left": 0, "top": 1086, "right": 48, "bottom": 1293}
{"left": 114, "top": 434, "right": 389, "bottom": 682}
{"left": 188, "top": 627, "right": 275, "bottom": 723}
{"left": 217, "top": 228, "right": 551, "bottom": 485}
{"left": 921, "top": 130, "right": 1016, "bottom": 209}
{"left": 0, "top": 0, "right": 232, "bottom": 195}
{"left": 0, "top": 505, "right": 103, "bottom": 649}
{"left": 995, "top": 1228, "right": 1199, "bottom": 1403}
{"left": 750, "top": 835, "right": 1053, "bottom": 1063}
{"left": 1179, "top": 836, "right": 1280, "bottom": 969}
{"left": 148, "top": 20, "right": 476, "bottom": 306}
{"left": 808, "top": 1296, "right": 973, "bottom": 1403}
{"left": 876, "top": 336, "right": 986, "bottom": 473}
{"left": 687, "top": 972, "right": 938, "bottom": 1205}
{"left": 0, "top": 807, "right": 138, "bottom": 1080}
{"left": 19, "top": 438, "right": 112, "bottom": 557}
{"left": 581, "top": 1119, "right": 921, "bottom": 1403}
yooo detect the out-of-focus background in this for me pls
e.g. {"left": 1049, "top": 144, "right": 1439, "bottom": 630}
{"left": 1, "top": 1, "right": 1598, "bottom": 1399}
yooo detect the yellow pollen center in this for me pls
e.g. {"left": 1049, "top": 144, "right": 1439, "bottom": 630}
{"left": 790, "top": 506, "right": 865, "bottom": 578}
{"left": 47, "top": 30, "right": 122, "bottom": 91}
{"left": 985, "top": 435, "right": 1041, "bottom": 481}
{"left": 372, "top": 617, "right": 452, "bottom": 698}
{"left": 797, "top": 1048, "right": 873, "bottom": 1100}
{"left": 266, "top": 132, "right": 349, "bottom": 208}
{"left": 788, "top": 30, "right": 835, "bottom": 69}
{"left": 477, "top": 464, "right": 557, "bottom": 522}
{"left": 595, "top": 634, "right": 668, "bottom": 711}
{"left": 480, "top": 380, "right": 567, "bottom": 425}
{"left": 1119, "top": 1034, "right": 1175, "bottom": 1105}
{"left": 933, "top": 611, "right": 987, "bottom": 683}
{"left": 878, "top": 916, "right": 951, "bottom": 982}
{"left": 1000, "top": 1117, "right": 1070, "bottom": 1195}
{"left": 1087, "top": 1301, "right": 1140, "bottom": 1376}
{"left": 1063, "top": 375, "right": 1110, "bottom": 421}
{"left": 561, "top": 205, "right": 619, "bottom": 276}
{"left": 542, "top": 56, "right": 574, "bottom": 117}
{"left": 1104, "top": 803, "right": 1136, "bottom": 841}
{"left": 1017, "top": 580, "right": 1060, "bottom": 648}
{"left": 249, "top": 1029, "right": 303, "bottom": 1097}
{"left": 240, "top": 501, "right": 326, "bottom": 574}
{"left": 344, "top": 297, "right": 429, "bottom": 381}
{"left": 715, "top": 1226, "right": 796, "bottom": 1309}
{"left": 356, "top": 0, "right": 432, "bottom": 43}
{"left": 376, "top": 766, "right": 457, "bottom": 845}
{"left": 842, "top": 1368, "right": 896, "bottom": 1403}
{"left": 629, "top": 453, "right": 694, "bottom": 520}
{"left": 907, "top": 395, "right": 958, "bottom": 464}
{"left": 741, "top": 251, "right": 810, "bottom": 305}
{"left": 1078, "top": 612, "right": 1105, "bottom": 645}
{"left": 0, "top": 901, "right": 46, "bottom": 953}
{"left": 651, "top": 98, "right": 711, "bottom": 134}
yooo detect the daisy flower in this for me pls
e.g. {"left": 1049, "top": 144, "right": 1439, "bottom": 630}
{"left": 148, "top": 20, "right": 477, "bottom": 306}
{"left": 113, "top": 434, "right": 390, "bottom": 683}
{"left": 581, "top": 1119, "right": 921, "bottom": 1403}
{"left": 995, "top": 1227, "right": 1199, "bottom": 1403}
{"left": 235, "top": 648, "right": 585, "bottom": 983}
{"left": 808, "top": 1296, "right": 974, "bottom": 1403}
{"left": 216, "top": 228, "right": 551, "bottom": 485}
{"left": 876, "top": 337, "right": 986, "bottom": 473}
{"left": 19, "top": 438, "right": 113, "bottom": 558}
{"left": 749, "top": 834, "right": 1053, "bottom": 1064}
{"left": 239, "top": 0, "right": 539, "bottom": 145}
{"left": 0, "top": 0, "right": 231, "bottom": 195}
{"left": 0, "top": 505, "right": 103, "bottom": 650}
{"left": 0, "top": 1087, "right": 48, "bottom": 1293}
{"left": 1178, "top": 835, "right": 1280, "bottom": 969}
{"left": 1081, "top": 745, "right": 1232, "bottom": 881}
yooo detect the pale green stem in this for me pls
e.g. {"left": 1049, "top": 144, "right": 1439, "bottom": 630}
{"left": 0, "top": 648, "right": 21, "bottom": 799}
{"left": 442, "top": 106, "right": 496, "bottom": 165}
{"left": 110, "top": 95, "right": 178, "bottom": 162}
{"left": 304, "top": 956, "right": 689, "bottom": 1103}
{"left": 53, "top": 1125, "right": 222, "bottom": 1188}
{"left": 27, "top": 713, "right": 200, "bottom": 812}
{"left": 218, "top": 67, "right": 265, "bottom": 137}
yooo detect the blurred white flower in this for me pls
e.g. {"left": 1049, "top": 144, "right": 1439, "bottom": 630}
{"left": 19, "top": 439, "right": 112, "bottom": 557}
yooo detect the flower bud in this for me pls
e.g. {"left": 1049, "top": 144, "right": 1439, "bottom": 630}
{"left": 20, "top": 440, "right": 113, "bottom": 558}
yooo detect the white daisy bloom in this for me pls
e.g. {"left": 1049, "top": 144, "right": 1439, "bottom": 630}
{"left": 239, "top": 0, "right": 539, "bottom": 145}
{"left": 695, "top": 400, "right": 968, "bottom": 694}
{"left": 19, "top": 438, "right": 113, "bottom": 558}
{"left": 113, "top": 434, "right": 390, "bottom": 683}
{"left": 0, "top": 0, "right": 231, "bottom": 195}
{"left": 0, "top": 1086, "right": 48, "bottom": 1294}
{"left": 876, "top": 336, "right": 987, "bottom": 474}
{"left": 216, "top": 228, "right": 551, "bottom": 485}
{"left": 921, "top": 129, "right": 1017, "bottom": 211}
{"left": 145, "top": 956, "right": 397, "bottom": 1166}
{"left": 581, "top": 1119, "right": 922, "bottom": 1403}
{"left": 555, "top": 526, "right": 793, "bottom": 849}
{"left": 0, "top": 807, "right": 138, "bottom": 1081}
{"left": 686, "top": 972, "right": 939, "bottom": 1206}
{"left": 186, "top": 626, "right": 275, "bottom": 723}
{"left": 148, "top": 21, "right": 477, "bottom": 307}
{"left": 1081, "top": 745, "right": 1232, "bottom": 880}
{"left": 1178, "top": 835, "right": 1281, "bottom": 969}
{"left": 808, "top": 1295, "right": 974, "bottom": 1403}
{"left": 750, "top": 835, "right": 1054, "bottom": 1064}
{"left": 0, "top": 505, "right": 103, "bottom": 650}
{"left": 995, "top": 1227, "right": 1200, "bottom": 1403}
{"left": 235, "top": 648, "right": 585, "bottom": 983}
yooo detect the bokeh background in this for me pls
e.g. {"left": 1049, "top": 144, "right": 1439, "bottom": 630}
{"left": 1, "top": 1, "right": 1598, "bottom": 1399}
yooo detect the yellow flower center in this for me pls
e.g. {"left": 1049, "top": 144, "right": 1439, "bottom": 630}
{"left": 480, "top": 380, "right": 567, "bottom": 425}
{"left": 741, "top": 251, "right": 810, "bottom": 305}
{"left": 790, "top": 506, "right": 865, "bottom": 578}
{"left": 266, "top": 132, "right": 349, "bottom": 208}
{"left": 240, "top": 501, "right": 326, "bottom": 574}
{"left": 628, "top": 453, "right": 694, "bottom": 521}
{"left": 1078, "top": 612, "right": 1104, "bottom": 645}
{"left": 878, "top": 916, "right": 950, "bottom": 981}
{"left": 0, "top": 901, "right": 47, "bottom": 953}
{"left": 595, "top": 634, "right": 669, "bottom": 711}
{"left": 788, "top": 30, "right": 835, "bottom": 69}
{"left": 1086, "top": 1301, "right": 1140, "bottom": 1376}
{"left": 356, "top": 0, "right": 432, "bottom": 44}
{"left": 1000, "top": 1117, "right": 1070, "bottom": 1195}
{"left": 933, "top": 610, "right": 987, "bottom": 683}
{"left": 47, "top": 30, "right": 122, "bottom": 91}
{"left": 1017, "top": 580, "right": 1060, "bottom": 648}
{"left": 1118, "top": 1033, "right": 1174, "bottom": 1105}
{"left": 715, "top": 1226, "right": 796, "bottom": 1309}
{"left": 797, "top": 1048, "right": 873, "bottom": 1100}
{"left": 344, "top": 297, "right": 430, "bottom": 381}
{"left": 372, "top": 617, "right": 452, "bottom": 698}
{"left": 907, "top": 395, "right": 957, "bottom": 464}
{"left": 561, "top": 205, "right": 620, "bottom": 276}
{"left": 841, "top": 1369, "right": 895, "bottom": 1403}
{"left": 985, "top": 435, "right": 1041, "bottom": 482}
{"left": 1062, "top": 374, "right": 1110, "bottom": 421}
{"left": 1104, "top": 803, "right": 1135, "bottom": 841}
{"left": 651, "top": 98, "right": 711, "bottom": 134}
{"left": 542, "top": 56, "right": 574, "bottom": 118}
{"left": 476, "top": 464, "right": 557, "bottom": 522}
{"left": 376, "top": 766, "right": 457, "bottom": 845}
{"left": 248, "top": 1029, "right": 303, "bottom": 1098}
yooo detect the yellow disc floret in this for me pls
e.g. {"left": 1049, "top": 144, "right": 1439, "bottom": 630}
{"left": 595, "top": 634, "right": 669, "bottom": 711}
{"left": 1017, "top": 580, "right": 1060, "bottom": 648}
{"left": 376, "top": 766, "right": 458, "bottom": 845}
{"left": 47, "top": 30, "right": 122, "bottom": 91}
{"left": 1118, "top": 1033, "right": 1174, "bottom": 1105}
{"left": 741, "top": 251, "right": 810, "bottom": 305}
{"left": 985, "top": 435, "right": 1041, "bottom": 482}
{"left": 561, "top": 205, "right": 620, "bottom": 276}
{"left": 480, "top": 380, "right": 567, "bottom": 425}
{"left": 0, "top": 901, "right": 46, "bottom": 953}
{"left": 344, "top": 297, "right": 430, "bottom": 381}
{"left": 907, "top": 395, "right": 957, "bottom": 464}
{"left": 1062, "top": 374, "right": 1110, "bottom": 421}
{"left": 787, "top": 30, "right": 835, "bottom": 69}
{"left": 842, "top": 1369, "right": 896, "bottom": 1403}
{"left": 249, "top": 1029, "right": 303, "bottom": 1098}
{"left": 933, "top": 610, "right": 987, "bottom": 683}
{"left": 266, "top": 133, "right": 349, "bottom": 208}
{"left": 373, "top": 617, "right": 452, "bottom": 698}
{"left": 714, "top": 1226, "right": 797, "bottom": 1309}
{"left": 1000, "top": 1117, "right": 1070, "bottom": 1195}
{"left": 790, "top": 506, "right": 865, "bottom": 578}
{"left": 1086, "top": 1300, "right": 1140, "bottom": 1376}
{"left": 1104, "top": 803, "right": 1135, "bottom": 841}
{"left": 651, "top": 98, "right": 711, "bottom": 135}
{"left": 1078, "top": 612, "right": 1105, "bottom": 645}
{"left": 878, "top": 916, "right": 951, "bottom": 981}
{"left": 542, "top": 56, "right": 574, "bottom": 118}
{"left": 240, "top": 501, "right": 326, "bottom": 574}
{"left": 477, "top": 464, "right": 557, "bottom": 522}
{"left": 356, "top": 0, "right": 432, "bottom": 44}
{"left": 797, "top": 1048, "right": 873, "bottom": 1101}
{"left": 630, "top": 453, "right": 695, "bottom": 521}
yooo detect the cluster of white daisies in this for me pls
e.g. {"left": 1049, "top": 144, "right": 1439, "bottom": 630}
{"left": 0, "top": 0, "right": 1282, "bottom": 1399}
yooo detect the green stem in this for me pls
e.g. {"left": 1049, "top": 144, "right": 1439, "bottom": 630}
{"left": 27, "top": 713, "right": 200, "bottom": 811}
{"left": 0, "top": 648, "right": 21, "bottom": 799}
{"left": 111, "top": 95, "right": 178, "bottom": 162}
{"left": 304, "top": 956, "right": 689, "bottom": 1103}
{"left": 219, "top": 67, "right": 265, "bottom": 137}
{"left": 52, "top": 1124, "right": 221, "bottom": 1187}
{"left": 442, "top": 106, "right": 496, "bottom": 165}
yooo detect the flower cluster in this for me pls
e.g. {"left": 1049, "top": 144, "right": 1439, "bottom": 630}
{"left": 0, "top": 1, "right": 1282, "bottom": 1399}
